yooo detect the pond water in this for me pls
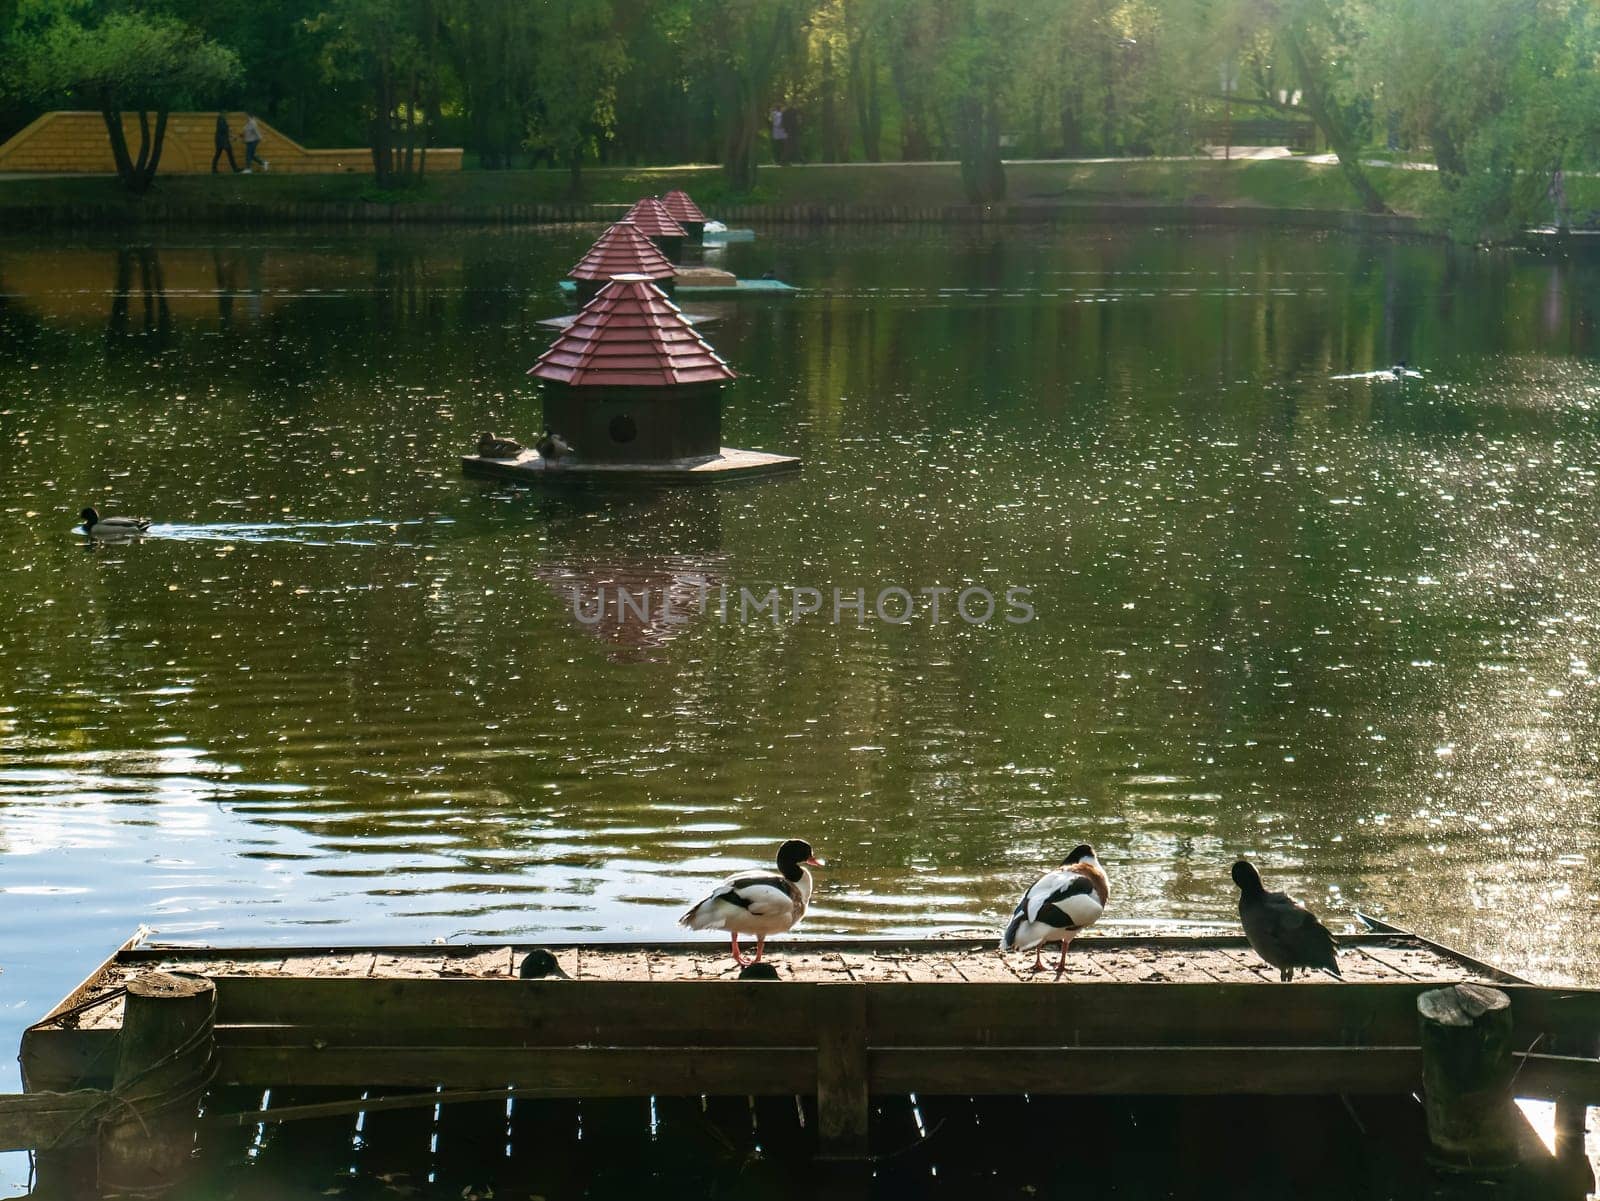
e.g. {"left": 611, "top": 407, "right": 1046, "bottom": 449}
{"left": 2, "top": 222, "right": 1600, "bottom": 1190}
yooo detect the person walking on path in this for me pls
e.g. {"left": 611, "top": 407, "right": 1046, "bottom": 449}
{"left": 770, "top": 105, "right": 789, "bottom": 165}
{"left": 781, "top": 105, "right": 801, "bottom": 164}
{"left": 241, "top": 113, "right": 266, "bottom": 173}
{"left": 212, "top": 112, "right": 240, "bottom": 174}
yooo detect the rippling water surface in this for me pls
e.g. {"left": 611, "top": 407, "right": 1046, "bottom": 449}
{"left": 3, "top": 224, "right": 1600, "bottom": 1185}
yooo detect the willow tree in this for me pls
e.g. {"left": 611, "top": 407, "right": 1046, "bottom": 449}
{"left": 17, "top": 11, "right": 240, "bottom": 195}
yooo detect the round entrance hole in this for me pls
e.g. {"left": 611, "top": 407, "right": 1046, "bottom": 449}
{"left": 609, "top": 415, "right": 638, "bottom": 444}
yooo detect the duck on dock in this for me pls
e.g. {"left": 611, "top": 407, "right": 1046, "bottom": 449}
{"left": 1232, "top": 860, "right": 1341, "bottom": 981}
{"left": 1001, "top": 844, "right": 1109, "bottom": 976}
{"left": 80, "top": 507, "right": 151, "bottom": 538}
{"left": 679, "top": 838, "right": 822, "bottom": 966}
{"left": 476, "top": 431, "right": 524, "bottom": 459}
{"left": 518, "top": 949, "right": 571, "bottom": 979}
{"left": 536, "top": 430, "right": 574, "bottom": 461}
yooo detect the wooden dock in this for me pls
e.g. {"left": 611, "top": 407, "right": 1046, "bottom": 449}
{"left": 8, "top": 930, "right": 1599, "bottom": 1198}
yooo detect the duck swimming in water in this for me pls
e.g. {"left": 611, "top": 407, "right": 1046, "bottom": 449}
{"left": 679, "top": 838, "right": 822, "bottom": 967}
{"left": 1001, "top": 844, "right": 1109, "bottom": 976}
{"left": 1232, "top": 859, "right": 1341, "bottom": 981}
{"left": 80, "top": 507, "right": 150, "bottom": 538}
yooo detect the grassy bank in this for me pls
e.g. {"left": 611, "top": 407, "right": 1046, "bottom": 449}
{"left": 2, "top": 156, "right": 1571, "bottom": 231}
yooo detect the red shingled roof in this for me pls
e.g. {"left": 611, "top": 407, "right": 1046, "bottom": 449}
{"left": 659, "top": 189, "right": 707, "bottom": 224}
{"left": 528, "top": 275, "right": 737, "bottom": 387}
{"left": 568, "top": 220, "right": 675, "bottom": 282}
{"left": 625, "top": 197, "right": 687, "bottom": 239}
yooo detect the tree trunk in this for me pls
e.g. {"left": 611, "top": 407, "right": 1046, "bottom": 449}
{"left": 99, "top": 97, "right": 136, "bottom": 193}
{"left": 136, "top": 110, "right": 169, "bottom": 194}
{"left": 957, "top": 94, "right": 1005, "bottom": 204}
{"left": 1428, "top": 120, "right": 1467, "bottom": 189}
{"left": 1279, "top": 27, "right": 1388, "bottom": 214}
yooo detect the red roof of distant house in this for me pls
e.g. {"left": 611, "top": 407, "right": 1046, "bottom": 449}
{"left": 625, "top": 197, "right": 687, "bottom": 239}
{"left": 528, "top": 275, "right": 737, "bottom": 387}
{"left": 659, "top": 189, "right": 707, "bottom": 224}
{"left": 568, "top": 220, "right": 675, "bottom": 282}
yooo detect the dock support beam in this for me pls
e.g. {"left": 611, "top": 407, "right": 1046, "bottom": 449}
{"left": 815, "top": 985, "right": 869, "bottom": 1161}
{"left": 98, "top": 972, "right": 216, "bottom": 1199}
{"left": 1417, "top": 983, "right": 1519, "bottom": 1173}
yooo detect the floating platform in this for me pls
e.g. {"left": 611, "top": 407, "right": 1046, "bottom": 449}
{"left": 537, "top": 309, "right": 720, "bottom": 330}
{"left": 9, "top": 929, "right": 1599, "bottom": 1199}
{"left": 703, "top": 227, "right": 757, "bottom": 243}
{"left": 461, "top": 446, "right": 801, "bottom": 484}
{"left": 557, "top": 276, "right": 795, "bottom": 298}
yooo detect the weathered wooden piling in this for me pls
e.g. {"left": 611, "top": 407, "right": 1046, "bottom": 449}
{"left": 815, "top": 985, "right": 869, "bottom": 1160}
{"left": 1417, "top": 983, "right": 1519, "bottom": 1172}
{"left": 98, "top": 971, "right": 217, "bottom": 1198}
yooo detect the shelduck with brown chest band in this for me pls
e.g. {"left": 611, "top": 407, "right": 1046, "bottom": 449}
{"left": 679, "top": 838, "right": 823, "bottom": 967}
{"left": 1001, "top": 843, "right": 1109, "bottom": 976}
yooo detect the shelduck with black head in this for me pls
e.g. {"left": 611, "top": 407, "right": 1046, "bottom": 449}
{"left": 679, "top": 838, "right": 822, "bottom": 967}
{"left": 1001, "top": 843, "right": 1109, "bottom": 977}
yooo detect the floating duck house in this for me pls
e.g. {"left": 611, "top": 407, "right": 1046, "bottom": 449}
{"left": 461, "top": 275, "right": 799, "bottom": 483}
{"left": 566, "top": 219, "right": 676, "bottom": 305}
{"left": 659, "top": 189, "right": 708, "bottom": 243}
{"left": 625, "top": 196, "right": 688, "bottom": 263}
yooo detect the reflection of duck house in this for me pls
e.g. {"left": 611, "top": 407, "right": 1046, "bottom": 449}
{"left": 659, "top": 190, "right": 708, "bottom": 244}
{"left": 461, "top": 275, "right": 799, "bottom": 483}
{"left": 625, "top": 197, "right": 687, "bottom": 263}
{"left": 566, "top": 220, "right": 675, "bottom": 305}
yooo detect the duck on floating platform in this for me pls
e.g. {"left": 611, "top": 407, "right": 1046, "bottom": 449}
{"left": 536, "top": 430, "right": 574, "bottom": 461}
{"left": 1001, "top": 843, "right": 1109, "bottom": 976}
{"left": 476, "top": 431, "right": 524, "bottom": 459}
{"left": 1232, "top": 859, "right": 1341, "bottom": 981}
{"left": 80, "top": 507, "right": 150, "bottom": 538}
{"left": 679, "top": 838, "right": 822, "bottom": 967}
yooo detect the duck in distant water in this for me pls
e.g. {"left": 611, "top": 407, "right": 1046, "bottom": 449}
{"left": 1392, "top": 360, "right": 1409, "bottom": 380}
{"left": 1232, "top": 859, "right": 1341, "bottom": 981}
{"left": 1001, "top": 844, "right": 1109, "bottom": 976}
{"left": 679, "top": 838, "right": 822, "bottom": 966}
{"left": 80, "top": 507, "right": 150, "bottom": 538}
{"left": 536, "top": 430, "right": 574, "bottom": 460}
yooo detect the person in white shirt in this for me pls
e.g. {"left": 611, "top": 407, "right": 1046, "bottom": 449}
{"left": 770, "top": 106, "right": 788, "bottom": 165}
{"left": 241, "top": 113, "right": 267, "bottom": 173}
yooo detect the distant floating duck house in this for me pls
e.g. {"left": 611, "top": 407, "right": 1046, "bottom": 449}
{"left": 659, "top": 189, "right": 708, "bottom": 243}
{"left": 625, "top": 196, "right": 688, "bottom": 263}
{"left": 461, "top": 275, "right": 799, "bottom": 484}
{"left": 566, "top": 219, "right": 676, "bottom": 305}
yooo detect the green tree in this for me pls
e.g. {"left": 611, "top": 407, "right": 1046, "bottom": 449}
{"left": 446, "top": 0, "right": 539, "bottom": 169}
{"left": 315, "top": 0, "right": 449, "bottom": 187}
{"left": 686, "top": 0, "right": 806, "bottom": 192}
{"left": 528, "top": 0, "right": 628, "bottom": 193}
{"left": 14, "top": 9, "right": 240, "bottom": 195}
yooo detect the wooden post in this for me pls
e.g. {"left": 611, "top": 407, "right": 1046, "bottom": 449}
{"left": 815, "top": 984, "right": 869, "bottom": 1161}
{"left": 1417, "top": 983, "right": 1519, "bottom": 1172}
{"left": 1553, "top": 1030, "right": 1598, "bottom": 1196}
{"left": 98, "top": 972, "right": 216, "bottom": 1199}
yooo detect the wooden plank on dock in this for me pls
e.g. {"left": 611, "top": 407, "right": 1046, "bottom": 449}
{"left": 870, "top": 1046, "right": 1424, "bottom": 1095}
{"left": 0, "top": 1091, "right": 103, "bottom": 1153}
{"left": 213, "top": 977, "right": 818, "bottom": 1045}
{"left": 220, "top": 1046, "right": 817, "bottom": 1093}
